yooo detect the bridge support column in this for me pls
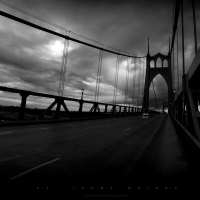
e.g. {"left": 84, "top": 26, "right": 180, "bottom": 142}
{"left": 79, "top": 100, "right": 84, "bottom": 113}
{"left": 119, "top": 106, "right": 121, "bottom": 115}
{"left": 55, "top": 98, "right": 62, "bottom": 119}
{"left": 19, "top": 92, "right": 29, "bottom": 120}
{"left": 123, "top": 107, "right": 126, "bottom": 116}
{"left": 89, "top": 102, "right": 100, "bottom": 113}
{"left": 104, "top": 104, "right": 108, "bottom": 114}
{"left": 112, "top": 105, "right": 116, "bottom": 115}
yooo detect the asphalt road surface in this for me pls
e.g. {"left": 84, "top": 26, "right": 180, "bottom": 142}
{"left": 0, "top": 114, "right": 197, "bottom": 193}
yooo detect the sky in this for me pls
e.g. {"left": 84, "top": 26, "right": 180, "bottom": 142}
{"left": 0, "top": 0, "right": 199, "bottom": 111}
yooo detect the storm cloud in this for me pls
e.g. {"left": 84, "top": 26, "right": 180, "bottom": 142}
{"left": 0, "top": 0, "right": 199, "bottom": 110}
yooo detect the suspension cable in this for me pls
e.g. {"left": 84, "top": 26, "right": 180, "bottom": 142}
{"left": 136, "top": 58, "right": 139, "bottom": 107}
{"left": 127, "top": 57, "right": 130, "bottom": 106}
{"left": 95, "top": 49, "right": 103, "bottom": 102}
{"left": 137, "top": 58, "right": 141, "bottom": 107}
{"left": 172, "top": 39, "right": 175, "bottom": 93}
{"left": 0, "top": 1, "right": 146, "bottom": 59}
{"left": 141, "top": 58, "right": 145, "bottom": 107}
{"left": 177, "top": 24, "right": 180, "bottom": 96}
{"left": 113, "top": 55, "right": 120, "bottom": 105}
{"left": 58, "top": 36, "right": 69, "bottom": 96}
{"left": 124, "top": 57, "right": 130, "bottom": 106}
{"left": 132, "top": 58, "right": 136, "bottom": 106}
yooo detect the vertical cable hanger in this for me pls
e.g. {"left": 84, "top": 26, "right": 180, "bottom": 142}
{"left": 132, "top": 58, "right": 136, "bottom": 107}
{"left": 124, "top": 57, "right": 130, "bottom": 106}
{"left": 137, "top": 58, "right": 141, "bottom": 107}
{"left": 136, "top": 58, "right": 139, "bottom": 107}
{"left": 58, "top": 32, "right": 70, "bottom": 97}
{"left": 177, "top": 24, "right": 180, "bottom": 96}
{"left": 141, "top": 58, "right": 145, "bottom": 107}
{"left": 127, "top": 57, "right": 130, "bottom": 106}
{"left": 96, "top": 50, "right": 103, "bottom": 102}
{"left": 192, "top": 0, "right": 197, "bottom": 55}
{"left": 113, "top": 54, "right": 120, "bottom": 105}
{"left": 95, "top": 49, "right": 103, "bottom": 102}
{"left": 171, "top": 38, "right": 174, "bottom": 92}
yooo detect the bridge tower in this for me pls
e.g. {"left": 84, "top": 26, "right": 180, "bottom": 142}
{"left": 143, "top": 39, "right": 173, "bottom": 112}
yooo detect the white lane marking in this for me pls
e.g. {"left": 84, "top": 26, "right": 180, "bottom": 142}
{"left": 9, "top": 157, "right": 61, "bottom": 180}
{"left": 0, "top": 155, "right": 22, "bottom": 162}
{"left": 123, "top": 127, "right": 132, "bottom": 132}
{"left": 0, "top": 131, "right": 13, "bottom": 135}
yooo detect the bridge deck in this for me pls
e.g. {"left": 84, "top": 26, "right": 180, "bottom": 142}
{"left": 0, "top": 114, "right": 198, "bottom": 192}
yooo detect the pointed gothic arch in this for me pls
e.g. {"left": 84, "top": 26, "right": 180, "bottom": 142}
{"left": 163, "top": 59, "right": 168, "bottom": 68}
{"left": 149, "top": 74, "right": 168, "bottom": 109}
{"left": 143, "top": 52, "right": 173, "bottom": 112}
{"left": 156, "top": 57, "right": 162, "bottom": 68}
{"left": 150, "top": 60, "right": 155, "bottom": 68}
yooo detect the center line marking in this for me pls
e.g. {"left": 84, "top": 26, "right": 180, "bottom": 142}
{"left": 123, "top": 127, "right": 132, "bottom": 132}
{"left": 0, "top": 155, "right": 22, "bottom": 162}
{"left": 9, "top": 157, "right": 61, "bottom": 181}
{"left": 0, "top": 131, "right": 13, "bottom": 135}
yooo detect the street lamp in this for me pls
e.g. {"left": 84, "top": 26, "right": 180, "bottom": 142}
{"left": 81, "top": 88, "right": 84, "bottom": 100}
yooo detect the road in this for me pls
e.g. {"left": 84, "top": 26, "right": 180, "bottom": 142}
{"left": 0, "top": 114, "right": 196, "bottom": 193}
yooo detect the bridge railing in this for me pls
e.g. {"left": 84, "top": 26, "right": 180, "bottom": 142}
{"left": 170, "top": 0, "right": 200, "bottom": 141}
{"left": 0, "top": 86, "right": 142, "bottom": 122}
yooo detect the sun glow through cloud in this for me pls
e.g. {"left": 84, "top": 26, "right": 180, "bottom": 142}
{"left": 48, "top": 40, "right": 73, "bottom": 57}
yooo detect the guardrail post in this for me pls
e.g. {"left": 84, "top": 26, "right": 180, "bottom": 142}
{"left": 19, "top": 92, "right": 29, "bottom": 120}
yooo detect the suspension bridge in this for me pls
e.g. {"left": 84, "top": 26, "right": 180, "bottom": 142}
{"left": 0, "top": 0, "right": 200, "bottom": 195}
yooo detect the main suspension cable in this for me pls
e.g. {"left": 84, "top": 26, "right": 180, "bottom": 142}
{"left": 0, "top": 0, "right": 146, "bottom": 59}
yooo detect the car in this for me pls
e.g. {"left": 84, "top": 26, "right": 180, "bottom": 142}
{"left": 142, "top": 112, "right": 149, "bottom": 118}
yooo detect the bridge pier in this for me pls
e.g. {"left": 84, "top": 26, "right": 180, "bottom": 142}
{"left": 19, "top": 92, "right": 29, "bottom": 120}
{"left": 128, "top": 106, "right": 130, "bottom": 115}
{"left": 104, "top": 104, "right": 108, "bottom": 114}
{"left": 79, "top": 99, "right": 84, "bottom": 113}
{"left": 119, "top": 106, "right": 121, "bottom": 116}
{"left": 89, "top": 102, "right": 100, "bottom": 113}
{"left": 112, "top": 105, "right": 116, "bottom": 115}
{"left": 123, "top": 107, "right": 126, "bottom": 116}
{"left": 55, "top": 99, "right": 62, "bottom": 119}
{"left": 55, "top": 98, "right": 69, "bottom": 119}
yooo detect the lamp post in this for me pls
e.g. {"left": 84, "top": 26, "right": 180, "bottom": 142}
{"left": 81, "top": 88, "right": 84, "bottom": 100}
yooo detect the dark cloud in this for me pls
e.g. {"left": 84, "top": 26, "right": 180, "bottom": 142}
{"left": 0, "top": 0, "right": 199, "bottom": 109}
